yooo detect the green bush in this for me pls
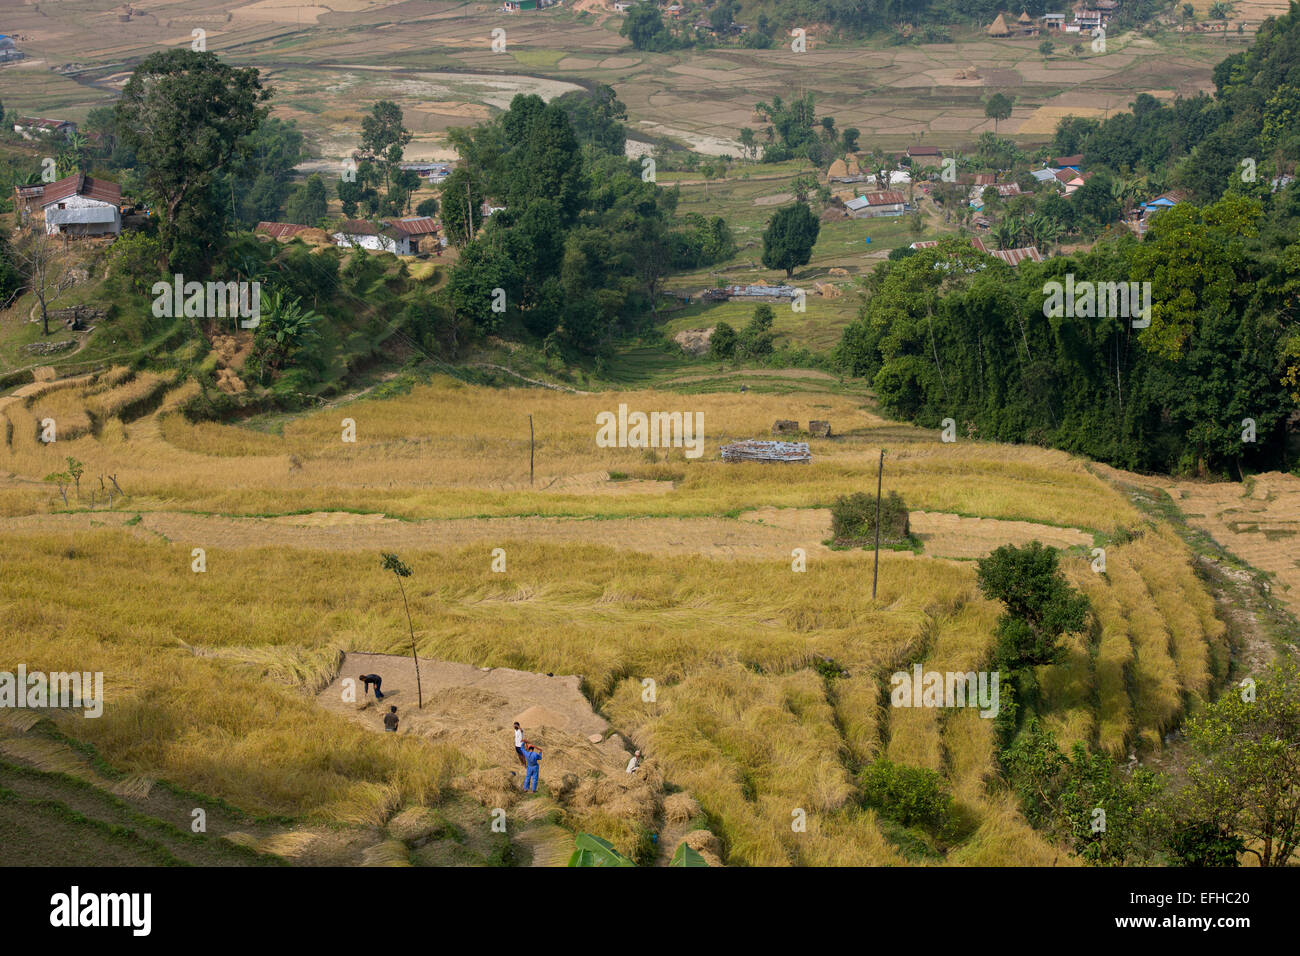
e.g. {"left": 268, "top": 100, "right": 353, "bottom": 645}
{"left": 830, "top": 490, "right": 909, "bottom": 544}
{"left": 861, "top": 759, "right": 951, "bottom": 830}
{"left": 708, "top": 321, "right": 736, "bottom": 359}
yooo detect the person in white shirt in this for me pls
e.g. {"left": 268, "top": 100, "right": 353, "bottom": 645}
{"left": 626, "top": 750, "right": 642, "bottom": 773}
{"left": 513, "top": 722, "right": 528, "bottom": 767}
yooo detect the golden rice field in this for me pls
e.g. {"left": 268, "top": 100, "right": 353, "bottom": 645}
{"left": 0, "top": 369, "right": 1235, "bottom": 865}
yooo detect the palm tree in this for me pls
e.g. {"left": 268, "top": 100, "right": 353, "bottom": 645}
{"left": 992, "top": 218, "right": 1018, "bottom": 250}
{"left": 381, "top": 553, "right": 422, "bottom": 709}
{"left": 254, "top": 290, "right": 321, "bottom": 372}
{"left": 1027, "top": 212, "right": 1060, "bottom": 252}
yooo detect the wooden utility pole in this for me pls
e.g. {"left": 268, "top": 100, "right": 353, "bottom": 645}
{"left": 529, "top": 415, "right": 534, "bottom": 486}
{"left": 872, "top": 449, "right": 885, "bottom": 600}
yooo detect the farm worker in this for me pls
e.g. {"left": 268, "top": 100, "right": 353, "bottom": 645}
{"left": 359, "top": 674, "right": 384, "bottom": 700}
{"left": 513, "top": 722, "right": 528, "bottom": 767}
{"left": 522, "top": 744, "right": 543, "bottom": 793}
{"left": 626, "top": 750, "right": 642, "bottom": 774}
{"left": 384, "top": 706, "right": 399, "bottom": 732}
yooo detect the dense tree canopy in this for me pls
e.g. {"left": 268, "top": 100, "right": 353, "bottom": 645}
{"left": 116, "top": 49, "right": 270, "bottom": 272}
{"left": 441, "top": 93, "right": 732, "bottom": 355}
{"left": 835, "top": 192, "right": 1299, "bottom": 475}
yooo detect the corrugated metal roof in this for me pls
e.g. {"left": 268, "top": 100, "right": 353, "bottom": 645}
{"left": 39, "top": 173, "right": 121, "bottom": 207}
{"left": 394, "top": 216, "right": 439, "bottom": 236}
{"left": 720, "top": 440, "right": 812, "bottom": 463}
{"left": 255, "top": 222, "right": 311, "bottom": 239}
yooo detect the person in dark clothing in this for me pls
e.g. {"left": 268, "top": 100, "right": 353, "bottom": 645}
{"left": 383, "top": 706, "right": 399, "bottom": 732}
{"left": 359, "top": 674, "right": 384, "bottom": 700}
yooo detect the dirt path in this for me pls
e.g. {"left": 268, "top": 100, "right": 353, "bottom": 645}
{"left": 0, "top": 507, "right": 1093, "bottom": 562}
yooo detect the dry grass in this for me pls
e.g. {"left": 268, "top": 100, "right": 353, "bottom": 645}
{"left": 1, "top": 377, "right": 1139, "bottom": 531}
{"left": 0, "top": 373, "right": 1230, "bottom": 866}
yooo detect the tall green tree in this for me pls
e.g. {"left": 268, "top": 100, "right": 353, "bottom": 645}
{"left": 621, "top": 5, "right": 676, "bottom": 51}
{"left": 284, "top": 173, "right": 328, "bottom": 226}
{"left": 359, "top": 100, "right": 412, "bottom": 205}
{"left": 761, "top": 203, "right": 820, "bottom": 277}
{"left": 976, "top": 542, "right": 1090, "bottom": 670}
{"left": 985, "top": 92, "right": 1013, "bottom": 135}
{"left": 116, "top": 49, "right": 269, "bottom": 271}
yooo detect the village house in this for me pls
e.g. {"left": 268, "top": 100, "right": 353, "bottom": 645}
{"left": 846, "top": 190, "right": 907, "bottom": 219}
{"left": 16, "top": 173, "right": 122, "bottom": 237}
{"left": 711, "top": 283, "right": 800, "bottom": 302}
{"left": 906, "top": 145, "right": 943, "bottom": 168}
{"left": 0, "top": 34, "right": 24, "bottom": 62}
{"left": 970, "top": 181, "right": 1022, "bottom": 207}
{"left": 13, "top": 117, "right": 77, "bottom": 140}
{"left": 393, "top": 216, "right": 441, "bottom": 253}
{"left": 1074, "top": 9, "right": 1105, "bottom": 31}
{"left": 1041, "top": 12, "right": 1067, "bottom": 30}
{"left": 1138, "top": 191, "right": 1185, "bottom": 230}
{"left": 332, "top": 219, "right": 414, "bottom": 255}
{"left": 910, "top": 237, "right": 1044, "bottom": 267}
{"left": 399, "top": 161, "right": 451, "bottom": 183}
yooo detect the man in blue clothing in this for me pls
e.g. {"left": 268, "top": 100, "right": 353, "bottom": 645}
{"left": 522, "top": 743, "right": 543, "bottom": 793}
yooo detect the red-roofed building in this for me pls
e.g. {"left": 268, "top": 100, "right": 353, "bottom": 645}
{"left": 909, "top": 237, "right": 1043, "bottom": 266}
{"left": 393, "top": 216, "right": 439, "bottom": 236}
{"left": 17, "top": 173, "right": 123, "bottom": 236}
{"left": 971, "top": 237, "right": 1043, "bottom": 265}
{"left": 255, "top": 222, "right": 313, "bottom": 240}
{"left": 906, "top": 145, "right": 943, "bottom": 167}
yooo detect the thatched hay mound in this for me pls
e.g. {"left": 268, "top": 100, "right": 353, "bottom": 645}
{"left": 678, "top": 829, "right": 724, "bottom": 867}
{"left": 663, "top": 791, "right": 701, "bottom": 825}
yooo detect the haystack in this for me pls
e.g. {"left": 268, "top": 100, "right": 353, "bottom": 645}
{"left": 663, "top": 792, "right": 701, "bottom": 825}
{"left": 513, "top": 704, "right": 572, "bottom": 731}
{"left": 827, "top": 158, "right": 849, "bottom": 179}
{"left": 678, "top": 829, "right": 724, "bottom": 866}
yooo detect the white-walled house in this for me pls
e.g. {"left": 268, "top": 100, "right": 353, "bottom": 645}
{"left": 332, "top": 219, "right": 413, "bottom": 255}
{"left": 27, "top": 173, "right": 122, "bottom": 236}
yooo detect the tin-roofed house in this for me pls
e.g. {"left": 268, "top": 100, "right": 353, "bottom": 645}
{"left": 27, "top": 173, "right": 122, "bottom": 237}
{"left": 332, "top": 219, "right": 413, "bottom": 255}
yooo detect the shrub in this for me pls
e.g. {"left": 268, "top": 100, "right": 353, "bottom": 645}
{"left": 860, "top": 759, "right": 951, "bottom": 830}
{"left": 709, "top": 321, "right": 737, "bottom": 359}
{"left": 830, "top": 490, "right": 909, "bottom": 544}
